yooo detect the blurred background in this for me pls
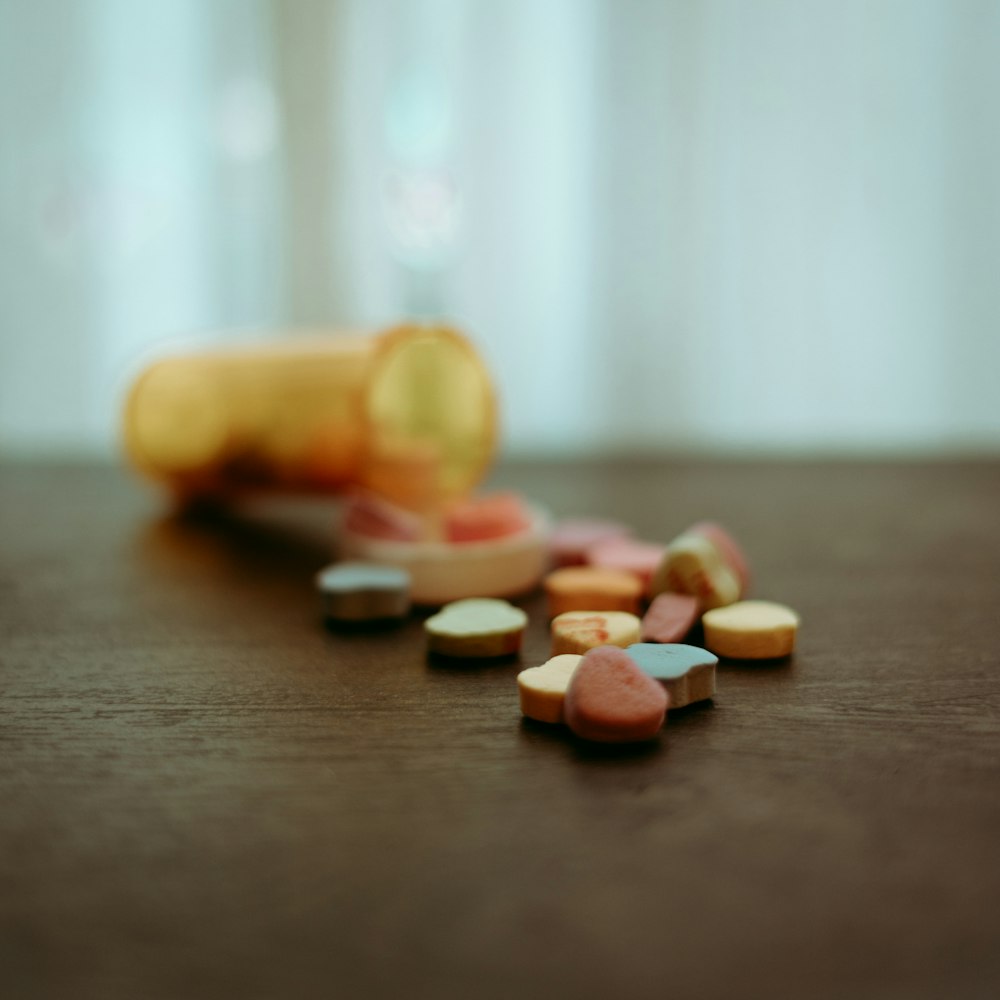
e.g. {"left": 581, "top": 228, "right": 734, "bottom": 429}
{"left": 1, "top": 0, "right": 998, "bottom": 462}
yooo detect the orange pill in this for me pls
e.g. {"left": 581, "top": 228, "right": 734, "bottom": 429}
{"left": 585, "top": 537, "right": 665, "bottom": 591}
{"left": 543, "top": 566, "right": 643, "bottom": 618}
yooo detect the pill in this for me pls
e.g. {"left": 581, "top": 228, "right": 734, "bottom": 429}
{"left": 544, "top": 566, "right": 643, "bottom": 618}
{"left": 701, "top": 600, "right": 800, "bottom": 659}
{"left": 640, "top": 592, "right": 700, "bottom": 643}
{"left": 564, "top": 645, "right": 668, "bottom": 743}
{"left": 650, "top": 531, "right": 741, "bottom": 611}
{"left": 340, "top": 490, "right": 424, "bottom": 543}
{"left": 585, "top": 537, "right": 666, "bottom": 591}
{"left": 425, "top": 597, "right": 529, "bottom": 658}
{"left": 690, "top": 521, "right": 751, "bottom": 591}
{"left": 315, "top": 562, "right": 411, "bottom": 622}
{"left": 625, "top": 643, "right": 717, "bottom": 709}
{"left": 517, "top": 654, "right": 583, "bottom": 724}
{"left": 339, "top": 502, "right": 549, "bottom": 605}
{"left": 548, "top": 518, "right": 632, "bottom": 567}
{"left": 551, "top": 610, "right": 642, "bottom": 656}
{"left": 444, "top": 491, "right": 533, "bottom": 543}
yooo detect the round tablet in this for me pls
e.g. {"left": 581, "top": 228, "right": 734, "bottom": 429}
{"left": 701, "top": 600, "right": 800, "bottom": 659}
{"left": 690, "top": 521, "right": 751, "bottom": 592}
{"left": 544, "top": 566, "right": 643, "bottom": 618}
{"left": 550, "top": 610, "right": 641, "bottom": 656}
{"left": 444, "top": 491, "right": 532, "bottom": 543}
{"left": 315, "top": 562, "right": 411, "bottom": 622}
{"left": 339, "top": 501, "right": 549, "bottom": 605}
{"left": 425, "top": 598, "right": 528, "bottom": 658}
{"left": 650, "top": 531, "right": 741, "bottom": 611}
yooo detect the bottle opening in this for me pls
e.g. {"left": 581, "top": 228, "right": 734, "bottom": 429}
{"left": 361, "top": 324, "right": 497, "bottom": 511}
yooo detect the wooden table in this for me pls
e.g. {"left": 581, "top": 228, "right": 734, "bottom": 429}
{"left": 2, "top": 459, "right": 999, "bottom": 999}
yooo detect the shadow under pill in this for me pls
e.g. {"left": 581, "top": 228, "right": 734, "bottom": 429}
{"left": 425, "top": 651, "right": 523, "bottom": 672}
{"left": 665, "top": 698, "right": 717, "bottom": 728}
{"left": 323, "top": 617, "right": 409, "bottom": 636}
{"left": 566, "top": 733, "right": 664, "bottom": 763}
{"left": 517, "top": 717, "right": 665, "bottom": 763}
{"left": 717, "top": 653, "right": 796, "bottom": 672}
{"left": 137, "top": 502, "right": 332, "bottom": 596}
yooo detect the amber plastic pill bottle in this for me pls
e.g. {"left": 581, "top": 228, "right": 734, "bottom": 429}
{"left": 122, "top": 324, "right": 497, "bottom": 511}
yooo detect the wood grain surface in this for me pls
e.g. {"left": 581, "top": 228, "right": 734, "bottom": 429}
{"left": 2, "top": 459, "right": 999, "bottom": 1000}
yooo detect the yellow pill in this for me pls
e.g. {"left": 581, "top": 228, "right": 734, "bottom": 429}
{"left": 701, "top": 600, "right": 800, "bottom": 659}
{"left": 550, "top": 610, "right": 641, "bottom": 656}
{"left": 517, "top": 654, "right": 583, "bottom": 724}
{"left": 650, "top": 532, "right": 741, "bottom": 611}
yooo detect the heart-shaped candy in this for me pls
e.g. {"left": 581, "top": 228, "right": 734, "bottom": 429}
{"left": 425, "top": 598, "right": 528, "bottom": 658}
{"left": 315, "top": 562, "right": 411, "bottom": 622}
{"left": 550, "top": 610, "right": 641, "bottom": 656}
{"left": 625, "top": 643, "right": 717, "bottom": 709}
{"left": 517, "top": 654, "right": 583, "bottom": 724}
{"left": 564, "top": 646, "right": 668, "bottom": 743}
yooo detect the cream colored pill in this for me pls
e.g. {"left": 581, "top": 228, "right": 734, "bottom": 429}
{"left": 701, "top": 600, "right": 800, "bottom": 659}
{"left": 425, "top": 598, "right": 528, "bottom": 658}
{"left": 517, "top": 654, "right": 583, "bottom": 723}
{"left": 650, "top": 532, "right": 741, "bottom": 611}
{"left": 550, "top": 610, "right": 641, "bottom": 656}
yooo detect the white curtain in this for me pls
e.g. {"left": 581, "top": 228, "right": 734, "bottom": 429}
{"left": 2, "top": 0, "right": 999, "bottom": 458}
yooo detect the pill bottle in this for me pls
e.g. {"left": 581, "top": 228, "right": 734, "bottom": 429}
{"left": 122, "top": 324, "right": 497, "bottom": 511}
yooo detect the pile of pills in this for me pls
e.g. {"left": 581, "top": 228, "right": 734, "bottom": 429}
{"left": 317, "top": 494, "right": 801, "bottom": 745}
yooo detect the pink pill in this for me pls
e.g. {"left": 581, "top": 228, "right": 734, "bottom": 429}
{"left": 549, "top": 518, "right": 632, "bottom": 567}
{"left": 444, "top": 491, "right": 532, "bottom": 543}
{"left": 586, "top": 537, "right": 665, "bottom": 591}
{"left": 640, "top": 592, "right": 700, "bottom": 643}
{"left": 690, "top": 521, "right": 750, "bottom": 592}
{"left": 341, "top": 490, "right": 422, "bottom": 542}
{"left": 564, "top": 645, "right": 668, "bottom": 743}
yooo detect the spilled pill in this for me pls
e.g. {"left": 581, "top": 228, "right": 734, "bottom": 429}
{"left": 564, "top": 645, "right": 668, "bottom": 743}
{"left": 650, "top": 531, "right": 741, "bottom": 611}
{"left": 701, "top": 600, "right": 800, "bottom": 660}
{"left": 425, "top": 598, "right": 528, "bottom": 658}
{"left": 585, "top": 537, "right": 665, "bottom": 592}
{"left": 315, "top": 562, "right": 411, "bottom": 622}
{"left": 550, "top": 610, "right": 641, "bottom": 656}
{"left": 548, "top": 518, "right": 632, "bottom": 567}
{"left": 444, "top": 491, "right": 532, "bottom": 543}
{"left": 544, "top": 566, "right": 643, "bottom": 618}
{"left": 640, "top": 592, "right": 700, "bottom": 643}
{"left": 340, "top": 491, "right": 423, "bottom": 543}
{"left": 625, "top": 643, "right": 717, "bottom": 710}
{"left": 690, "top": 521, "right": 751, "bottom": 592}
{"left": 517, "top": 654, "right": 582, "bottom": 723}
